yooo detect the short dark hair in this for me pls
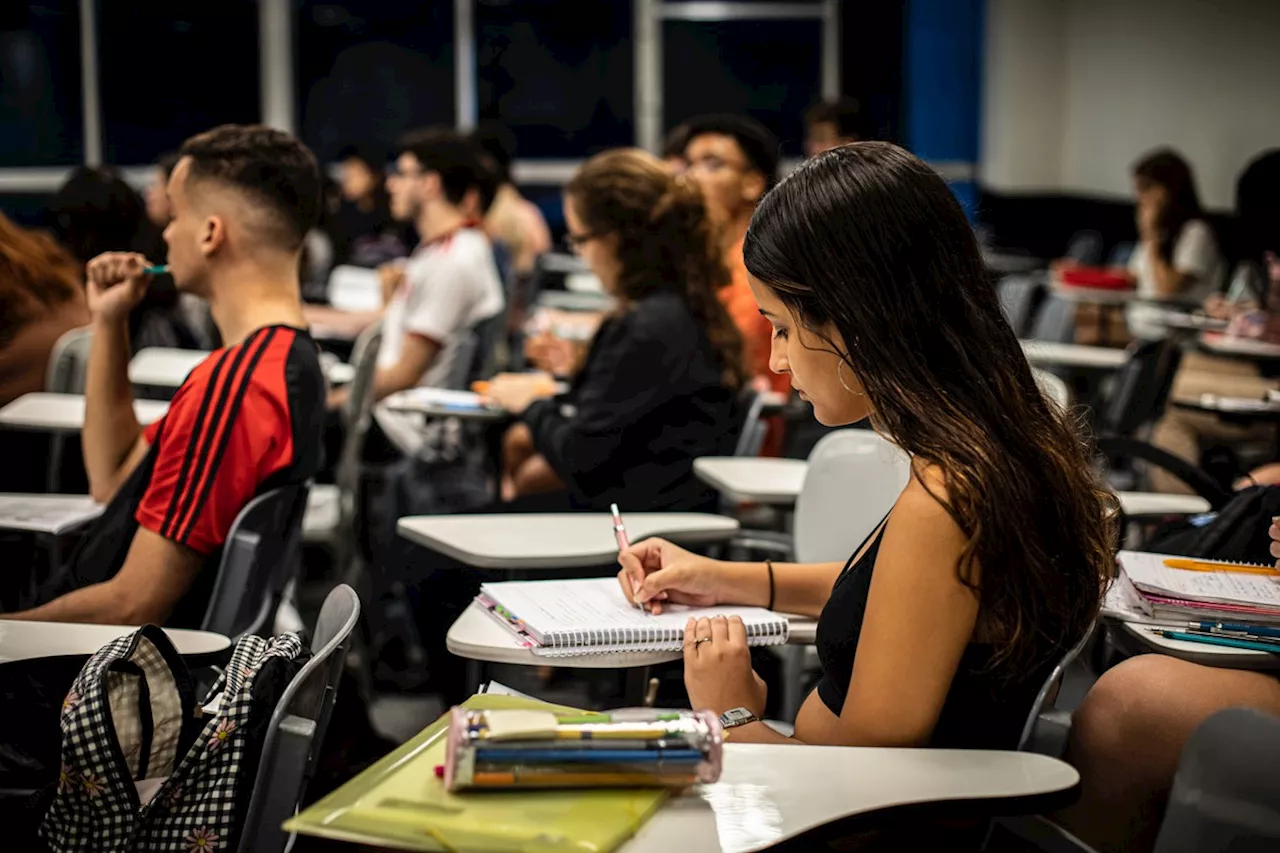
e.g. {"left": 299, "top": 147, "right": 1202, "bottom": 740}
{"left": 804, "top": 96, "right": 873, "bottom": 141}
{"left": 336, "top": 144, "right": 380, "bottom": 172}
{"left": 51, "top": 166, "right": 146, "bottom": 264}
{"left": 396, "top": 127, "right": 488, "bottom": 208}
{"left": 682, "top": 114, "right": 780, "bottom": 187}
{"left": 179, "top": 124, "right": 321, "bottom": 251}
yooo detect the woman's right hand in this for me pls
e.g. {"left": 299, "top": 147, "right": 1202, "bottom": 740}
{"left": 617, "top": 538, "right": 726, "bottom": 614}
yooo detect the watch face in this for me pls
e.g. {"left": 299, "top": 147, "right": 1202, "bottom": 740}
{"left": 720, "top": 707, "right": 757, "bottom": 727}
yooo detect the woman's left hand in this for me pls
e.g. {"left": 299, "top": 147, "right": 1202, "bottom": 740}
{"left": 683, "top": 615, "right": 767, "bottom": 717}
{"left": 484, "top": 373, "right": 557, "bottom": 415}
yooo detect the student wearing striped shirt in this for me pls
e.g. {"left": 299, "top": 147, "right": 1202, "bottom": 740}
{"left": 5, "top": 124, "right": 326, "bottom": 628}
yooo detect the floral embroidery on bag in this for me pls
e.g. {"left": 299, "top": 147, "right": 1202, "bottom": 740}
{"left": 185, "top": 827, "right": 220, "bottom": 851}
{"left": 166, "top": 783, "right": 185, "bottom": 807}
{"left": 57, "top": 763, "right": 77, "bottom": 794}
{"left": 207, "top": 719, "right": 236, "bottom": 752}
{"left": 79, "top": 770, "right": 104, "bottom": 799}
{"left": 61, "top": 689, "right": 80, "bottom": 715}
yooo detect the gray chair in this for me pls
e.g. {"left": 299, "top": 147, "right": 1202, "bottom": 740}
{"left": 237, "top": 584, "right": 361, "bottom": 853}
{"left": 1029, "top": 295, "right": 1077, "bottom": 343}
{"left": 443, "top": 330, "right": 480, "bottom": 391}
{"left": 998, "top": 275, "right": 1045, "bottom": 338}
{"left": 43, "top": 325, "right": 93, "bottom": 490}
{"left": 1153, "top": 707, "right": 1280, "bottom": 853}
{"left": 985, "top": 626, "right": 1101, "bottom": 853}
{"left": 44, "top": 325, "right": 93, "bottom": 394}
{"left": 202, "top": 483, "right": 311, "bottom": 641}
{"left": 733, "top": 389, "right": 768, "bottom": 458}
{"left": 304, "top": 323, "right": 383, "bottom": 555}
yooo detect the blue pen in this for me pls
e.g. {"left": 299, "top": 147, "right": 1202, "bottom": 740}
{"left": 1191, "top": 622, "right": 1280, "bottom": 639}
{"left": 1162, "top": 630, "right": 1280, "bottom": 654}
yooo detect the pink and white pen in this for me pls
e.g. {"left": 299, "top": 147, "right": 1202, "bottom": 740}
{"left": 611, "top": 503, "right": 646, "bottom": 614}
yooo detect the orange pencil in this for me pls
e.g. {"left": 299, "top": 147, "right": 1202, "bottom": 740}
{"left": 1163, "top": 558, "right": 1280, "bottom": 577}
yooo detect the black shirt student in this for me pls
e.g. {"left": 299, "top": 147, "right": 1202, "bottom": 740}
{"left": 521, "top": 286, "right": 737, "bottom": 511}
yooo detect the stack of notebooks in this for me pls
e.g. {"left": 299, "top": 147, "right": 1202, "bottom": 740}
{"left": 476, "top": 577, "right": 790, "bottom": 657}
{"left": 1112, "top": 551, "right": 1280, "bottom": 625}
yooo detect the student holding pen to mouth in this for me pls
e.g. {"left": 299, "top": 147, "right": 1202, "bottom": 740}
{"left": 618, "top": 143, "right": 1115, "bottom": 754}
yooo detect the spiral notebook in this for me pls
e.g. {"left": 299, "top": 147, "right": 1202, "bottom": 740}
{"left": 477, "top": 578, "right": 789, "bottom": 657}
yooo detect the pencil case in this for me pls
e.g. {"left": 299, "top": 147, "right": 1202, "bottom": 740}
{"left": 442, "top": 707, "right": 724, "bottom": 791}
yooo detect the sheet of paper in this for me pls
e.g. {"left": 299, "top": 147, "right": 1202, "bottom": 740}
{"left": 1118, "top": 551, "right": 1280, "bottom": 608}
{"left": 0, "top": 494, "right": 103, "bottom": 534}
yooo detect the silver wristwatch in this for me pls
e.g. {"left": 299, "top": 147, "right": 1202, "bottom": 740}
{"left": 719, "top": 707, "right": 760, "bottom": 729}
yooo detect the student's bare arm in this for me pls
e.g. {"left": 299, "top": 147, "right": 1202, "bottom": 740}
{"left": 371, "top": 334, "right": 441, "bottom": 401}
{"left": 6, "top": 528, "right": 201, "bottom": 625}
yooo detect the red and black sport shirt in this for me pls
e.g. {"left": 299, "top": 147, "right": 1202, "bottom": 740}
{"left": 43, "top": 324, "right": 325, "bottom": 627}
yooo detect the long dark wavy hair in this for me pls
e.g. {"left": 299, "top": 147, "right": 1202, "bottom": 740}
{"left": 566, "top": 149, "right": 745, "bottom": 389}
{"left": 744, "top": 142, "right": 1115, "bottom": 678}
{"left": 1133, "top": 148, "right": 1205, "bottom": 264}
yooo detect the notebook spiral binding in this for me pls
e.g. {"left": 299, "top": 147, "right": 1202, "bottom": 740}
{"left": 535, "top": 619, "right": 789, "bottom": 658}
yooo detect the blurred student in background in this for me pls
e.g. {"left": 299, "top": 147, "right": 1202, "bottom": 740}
{"left": 51, "top": 166, "right": 203, "bottom": 351}
{"left": 0, "top": 212, "right": 90, "bottom": 408}
{"left": 487, "top": 148, "right": 744, "bottom": 511}
{"left": 661, "top": 123, "right": 691, "bottom": 175}
{"left": 1124, "top": 149, "right": 1225, "bottom": 340}
{"left": 682, "top": 115, "right": 788, "bottom": 395}
{"left": 472, "top": 123, "right": 550, "bottom": 279}
{"left": 1149, "top": 151, "right": 1279, "bottom": 493}
{"left": 804, "top": 95, "right": 872, "bottom": 156}
{"left": 329, "top": 145, "right": 409, "bottom": 268}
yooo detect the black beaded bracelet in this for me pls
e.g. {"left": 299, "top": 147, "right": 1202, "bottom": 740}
{"left": 766, "top": 559, "right": 775, "bottom": 611}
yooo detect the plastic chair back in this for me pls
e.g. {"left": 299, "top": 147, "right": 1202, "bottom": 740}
{"left": 1033, "top": 368, "right": 1071, "bottom": 411}
{"left": 1152, "top": 707, "right": 1280, "bottom": 853}
{"left": 1029, "top": 295, "right": 1077, "bottom": 343}
{"left": 997, "top": 275, "right": 1045, "bottom": 338}
{"left": 45, "top": 325, "right": 93, "bottom": 393}
{"left": 733, "top": 389, "right": 768, "bottom": 457}
{"left": 201, "top": 484, "right": 310, "bottom": 641}
{"left": 236, "top": 584, "right": 361, "bottom": 853}
{"left": 793, "top": 430, "right": 911, "bottom": 563}
{"left": 1101, "top": 339, "right": 1182, "bottom": 437}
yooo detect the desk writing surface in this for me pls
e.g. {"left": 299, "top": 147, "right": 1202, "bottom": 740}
{"left": 0, "top": 620, "right": 230, "bottom": 663}
{"left": 0, "top": 393, "right": 168, "bottom": 431}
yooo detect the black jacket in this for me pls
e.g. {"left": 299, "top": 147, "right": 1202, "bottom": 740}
{"left": 522, "top": 288, "right": 739, "bottom": 511}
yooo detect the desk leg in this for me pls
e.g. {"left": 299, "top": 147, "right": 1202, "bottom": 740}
{"left": 466, "top": 658, "right": 491, "bottom": 697}
{"left": 623, "top": 666, "right": 652, "bottom": 706}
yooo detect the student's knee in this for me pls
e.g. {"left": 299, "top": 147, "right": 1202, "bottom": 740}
{"left": 1070, "top": 655, "right": 1192, "bottom": 773}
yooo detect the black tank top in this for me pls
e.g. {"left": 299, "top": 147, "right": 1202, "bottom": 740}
{"left": 814, "top": 516, "right": 1052, "bottom": 750}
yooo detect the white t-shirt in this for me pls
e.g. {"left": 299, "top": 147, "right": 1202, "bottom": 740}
{"left": 1126, "top": 219, "right": 1225, "bottom": 339}
{"left": 376, "top": 227, "right": 505, "bottom": 458}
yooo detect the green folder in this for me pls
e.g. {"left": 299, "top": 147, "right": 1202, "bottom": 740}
{"left": 284, "top": 694, "right": 671, "bottom": 852}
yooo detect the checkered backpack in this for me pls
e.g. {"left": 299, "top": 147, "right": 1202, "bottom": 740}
{"left": 38, "top": 625, "right": 308, "bottom": 852}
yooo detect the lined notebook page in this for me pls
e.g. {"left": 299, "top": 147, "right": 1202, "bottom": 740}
{"left": 479, "top": 578, "right": 789, "bottom": 656}
{"left": 1118, "top": 551, "right": 1280, "bottom": 608}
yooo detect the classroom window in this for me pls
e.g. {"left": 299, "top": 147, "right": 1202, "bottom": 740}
{"left": 98, "top": 2, "right": 260, "bottom": 164}
{"left": 476, "top": 0, "right": 633, "bottom": 158}
{"left": 663, "top": 18, "right": 823, "bottom": 158}
{"left": 0, "top": 2, "right": 84, "bottom": 166}
{"left": 298, "top": 0, "right": 455, "bottom": 165}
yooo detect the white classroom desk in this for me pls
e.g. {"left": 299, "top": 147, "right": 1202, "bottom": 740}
{"left": 1115, "top": 491, "right": 1212, "bottom": 518}
{"left": 397, "top": 512, "right": 741, "bottom": 570}
{"left": 447, "top": 600, "right": 817, "bottom": 670}
{"left": 0, "top": 392, "right": 169, "bottom": 433}
{"left": 1020, "top": 340, "right": 1127, "bottom": 371}
{"left": 694, "top": 457, "right": 807, "bottom": 506}
{"left": 0, "top": 619, "right": 230, "bottom": 663}
{"left": 1122, "top": 623, "right": 1280, "bottom": 670}
{"left": 623, "top": 743, "right": 1078, "bottom": 853}
{"left": 1198, "top": 332, "right": 1280, "bottom": 361}
{"left": 380, "top": 388, "right": 510, "bottom": 422}
{"left": 130, "top": 347, "right": 355, "bottom": 387}
{"left": 0, "top": 494, "right": 103, "bottom": 534}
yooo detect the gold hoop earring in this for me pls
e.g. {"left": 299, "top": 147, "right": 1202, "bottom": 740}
{"left": 837, "top": 359, "right": 862, "bottom": 396}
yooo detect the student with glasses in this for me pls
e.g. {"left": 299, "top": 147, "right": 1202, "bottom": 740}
{"left": 680, "top": 114, "right": 791, "bottom": 450}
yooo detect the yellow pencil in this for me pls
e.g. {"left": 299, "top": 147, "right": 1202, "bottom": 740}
{"left": 1163, "top": 558, "right": 1280, "bottom": 577}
